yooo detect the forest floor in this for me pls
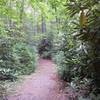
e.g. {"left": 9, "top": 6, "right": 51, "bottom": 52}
{"left": 7, "top": 59, "right": 76, "bottom": 100}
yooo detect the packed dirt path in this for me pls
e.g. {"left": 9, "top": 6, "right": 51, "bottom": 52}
{"left": 8, "top": 59, "right": 69, "bottom": 100}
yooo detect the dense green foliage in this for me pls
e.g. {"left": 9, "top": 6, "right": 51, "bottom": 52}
{"left": 0, "top": 37, "right": 37, "bottom": 80}
{"left": 53, "top": 0, "right": 100, "bottom": 99}
{"left": 0, "top": 0, "right": 100, "bottom": 99}
{"left": 66, "top": 0, "right": 100, "bottom": 87}
{"left": 0, "top": 0, "right": 38, "bottom": 81}
{"left": 13, "top": 42, "right": 37, "bottom": 75}
{"left": 38, "top": 38, "right": 52, "bottom": 59}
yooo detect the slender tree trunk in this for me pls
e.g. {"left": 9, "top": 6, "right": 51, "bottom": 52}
{"left": 33, "top": 8, "right": 38, "bottom": 34}
{"left": 20, "top": 0, "right": 25, "bottom": 23}
{"left": 41, "top": 16, "right": 46, "bottom": 33}
{"left": 55, "top": 7, "right": 59, "bottom": 34}
{"left": 7, "top": 0, "right": 12, "bottom": 29}
{"left": 93, "top": 41, "right": 100, "bottom": 88}
{"left": 41, "top": 0, "right": 48, "bottom": 33}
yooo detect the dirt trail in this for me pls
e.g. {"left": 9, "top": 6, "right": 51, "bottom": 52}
{"left": 8, "top": 59, "right": 69, "bottom": 100}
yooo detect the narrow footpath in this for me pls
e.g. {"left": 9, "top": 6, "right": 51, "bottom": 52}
{"left": 8, "top": 59, "right": 71, "bottom": 100}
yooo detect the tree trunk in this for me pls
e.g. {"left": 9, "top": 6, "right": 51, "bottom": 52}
{"left": 41, "top": 16, "right": 46, "bottom": 33}
{"left": 33, "top": 7, "right": 38, "bottom": 34}
{"left": 55, "top": 7, "right": 60, "bottom": 34}
{"left": 93, "top": 41, "right": 100, "bottom": 88}
{"left": 20, "top": 0, "right": 25, "bottom": 23}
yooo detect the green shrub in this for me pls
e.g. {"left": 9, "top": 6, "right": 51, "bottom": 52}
{"left": 53, "top": 51, "right": 69, "bottom": 80}
{"left": 0, "top": 37, "right": 38, "bottom": 80}
{"left": 53, "top": 32, "right": 88, "bottom": 82}
{"left": 38, "top": 38, "right": 53, "bottom": 59}
{"left": 13, "top": 42, "right": 38, "bottom": 75}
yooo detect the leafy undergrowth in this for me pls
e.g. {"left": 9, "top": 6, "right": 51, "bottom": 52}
{"left": 0, "top": 75, "right": 30, "bottom": 100}
{"left": 68, "top": 79, "right": 100, "bottom": 100}
{"left": 52, "top": 33, "right": 100, "bottom": 100}
{"left": 0, "top": 37, "right": 38, "bottom": 99}
{"left": 0, "top": 37, "right": 38, "bottom": 81}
